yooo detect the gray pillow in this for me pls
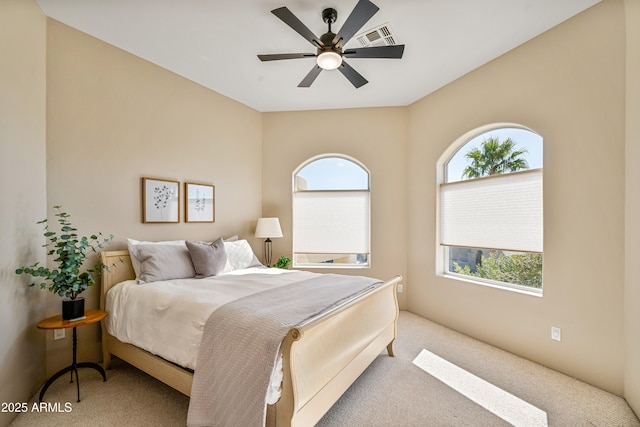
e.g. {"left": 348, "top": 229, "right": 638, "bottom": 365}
{"left": 127, "top": 238, "right": 186, "bottom": 280}
{"left": 186, "top": 238, "right": 228, "bottom": 278}
{"left": 135, "top": 244, "right": 196, "bottom": 284}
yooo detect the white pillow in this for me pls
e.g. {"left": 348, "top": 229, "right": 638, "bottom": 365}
{"left": 197, "top": 235, "right": 238, "bottom": 245}
{"left": 127, "top": 238, "right": 185, "bottom": 279}
{"left": 223, "top": 239, "right": 263, "bottom": 272}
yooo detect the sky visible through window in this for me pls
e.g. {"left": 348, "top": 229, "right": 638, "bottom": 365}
{"left": 297, "top": 130, "right": 541, "bottom": 190}
{"left": 446, "top": 128, "right": 543, "bottom": 183}
{"left": 296, "top": 157, "right": 368, "bottom": 190}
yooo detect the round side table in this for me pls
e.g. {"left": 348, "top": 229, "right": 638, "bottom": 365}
{"left": 37, "top": 309, "right": 108, "bottom": 402}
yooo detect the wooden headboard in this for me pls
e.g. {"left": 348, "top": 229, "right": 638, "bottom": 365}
{"left": 99, "top": 250, "right": 135, "bottom": 310}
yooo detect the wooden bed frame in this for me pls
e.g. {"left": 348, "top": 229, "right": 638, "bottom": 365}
{"left": 99, "top": 250, "right": 401, "bottom": 427}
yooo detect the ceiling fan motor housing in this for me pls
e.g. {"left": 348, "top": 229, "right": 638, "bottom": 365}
{"left": 319, "top": 32, "right": 339, "bottom": 52}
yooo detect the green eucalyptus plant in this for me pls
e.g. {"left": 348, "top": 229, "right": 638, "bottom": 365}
{"left": 15, "top": 206, "right": 114, "bottom": 300}
{"left": 272, "top": 256, "right": 292, "bottom": 270}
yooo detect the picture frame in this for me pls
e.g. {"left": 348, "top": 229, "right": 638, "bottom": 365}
{"left": 142, "top": 177, "right": 180, "bottom": 223}
{"left": 185, "top": 182, "right": 215, "bottom": 223}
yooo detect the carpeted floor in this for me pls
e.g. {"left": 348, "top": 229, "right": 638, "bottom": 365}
{"left": 11, "top": 311, "right": 640, "bottom": 426}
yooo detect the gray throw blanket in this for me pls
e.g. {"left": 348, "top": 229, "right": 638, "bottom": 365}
{"left": 187, "top": 273, "right": 381, "bottom": 427}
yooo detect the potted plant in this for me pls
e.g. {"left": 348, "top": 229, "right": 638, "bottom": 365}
{"left": 15, "top": 206, "right": 114, "bottom": 320}
{"left": 272, "top": 256, "right": 292, "bottom": 270}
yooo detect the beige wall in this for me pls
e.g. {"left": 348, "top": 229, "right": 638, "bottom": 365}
{"left": 0, "top": 1, "right": 47, "bottom": 426}
{"left": 45, "top": 20, "right": 263, "bottom": 374}
{"left": 407, "top": 0, "right": 627, "bottom": 394}
{"left": 262, "top": 108, "right": 409, "bottom": 308}
{"left": 624, "top": 0, "right": 640, "bottom": 415}
{"left": 3, "top": 0, "right": 639, "bottom": 418}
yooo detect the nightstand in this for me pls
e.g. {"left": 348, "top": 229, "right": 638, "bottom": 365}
{"left": 37, "top": 309, "right": 108, "bottom": 402}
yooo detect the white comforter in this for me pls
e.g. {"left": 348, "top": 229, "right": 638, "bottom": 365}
{"left": 105, "top": 267, "right": 319, "bottom": 402}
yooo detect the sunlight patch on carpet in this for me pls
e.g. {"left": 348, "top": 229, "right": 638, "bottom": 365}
{"left": 412, "top": 349, "right": 548, "bottom": 427}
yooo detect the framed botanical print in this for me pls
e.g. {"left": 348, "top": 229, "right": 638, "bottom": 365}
{"left": 185, "top": 182, "right": 215, "bottom": 223}
{"left": 142, "top": 177, "right": 180, "bottom": 223}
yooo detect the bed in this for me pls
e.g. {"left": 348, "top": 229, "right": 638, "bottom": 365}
{"left": 99, "top": 244, "right": 401, "bottom": 427}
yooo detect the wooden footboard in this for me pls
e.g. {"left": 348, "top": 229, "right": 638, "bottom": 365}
{"left": 99, "top": 250, "right": 400, "bottom": 427}
{"left": 272, "top": 276, "right": 399, "bottom": 427}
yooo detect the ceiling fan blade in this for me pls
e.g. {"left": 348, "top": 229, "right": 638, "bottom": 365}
{"left": 298, "top": 65, "right": 323, "bottom": 87}
{"left": 271, "top": 7, "right": 323, "bottom": 48}
{"left": 258, "top": 53, "right": 316, "bottom": 61}
{"left": 332, "top": 0, "right": 379, "bottom": 48}
{"left": 343, "top": 45, "right": 405, "bottom": 59}
{"left": 338, "top": 61, "right": 368, "bottom": 88}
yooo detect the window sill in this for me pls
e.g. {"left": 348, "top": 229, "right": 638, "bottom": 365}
{"left": 293, "top": 263, "right": 370, "bottom": 269}
{"left": 441, "top": 272, "right": 543, "bottom": 297}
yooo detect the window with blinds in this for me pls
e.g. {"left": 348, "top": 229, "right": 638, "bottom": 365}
{"left": 293, "top": 155, "right": 370, "bottom": 268}
{"left": 439, "top": 126, "right": 543, "bottom": 292}
{"left": 440, "top": 169, "right": 543, "bottom": 253}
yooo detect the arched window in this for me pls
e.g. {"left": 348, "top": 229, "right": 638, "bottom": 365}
{"left": 438, "top": 125, "right": 543, "bottom": 293}
{"left": 292, "top": 154, "right": 370, "bottom": 268}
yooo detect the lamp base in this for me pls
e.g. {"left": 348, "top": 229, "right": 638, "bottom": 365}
{"left": 263, "top": 238, "right": 273, "bottom": 266}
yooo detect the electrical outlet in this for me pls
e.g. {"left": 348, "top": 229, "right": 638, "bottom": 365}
{"left": 551, "top": 326, "right": 561, "bottom": 342}
{"left": 54, "top": 329, "right": 65, "bottom": 340}
{"left": 397, "top": 284, "right": 404, "bottom": 293}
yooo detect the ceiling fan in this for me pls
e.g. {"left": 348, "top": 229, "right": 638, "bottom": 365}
{"left": 257, "top": 0, "right": 405, "bottom": 88}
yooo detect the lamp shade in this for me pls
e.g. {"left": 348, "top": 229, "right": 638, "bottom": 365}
{"left": 255, "top": 218, "right": 283, "bottom": 239}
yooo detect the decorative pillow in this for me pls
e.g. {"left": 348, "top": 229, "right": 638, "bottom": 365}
{"left": 127, "top": 238, "right": 185, "bottom": 279}
{"left": 135, "top": 244, "right": 196, "bottom": 284}
{"left": 223, "top": 239, "right": 263, "bottom": 272}
{"left": 186, "top": 238, "right": 228, "bottom": 278}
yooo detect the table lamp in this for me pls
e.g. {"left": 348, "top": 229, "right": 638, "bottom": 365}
{"left": 255, "top": 217, "right": 283, "bottom": 266}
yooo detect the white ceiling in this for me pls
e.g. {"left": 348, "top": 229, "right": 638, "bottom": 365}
{"left": 36, "top": 0, "right": 600, "bottom": 112}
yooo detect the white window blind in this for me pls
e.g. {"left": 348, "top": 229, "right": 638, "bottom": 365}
{"left": 293, "top": 191, "right": 370, "bottom": 254}
{"left": 440, "top": 169, "right": 543, "bottom": 253}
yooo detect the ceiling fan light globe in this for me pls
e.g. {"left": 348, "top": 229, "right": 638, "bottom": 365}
{"left": 317, "top": 51, "right": 342, "bottom": 70}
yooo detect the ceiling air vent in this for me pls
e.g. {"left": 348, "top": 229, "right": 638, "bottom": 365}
{"left": 355, "top": 23, "right": 397, "bottom": 47}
